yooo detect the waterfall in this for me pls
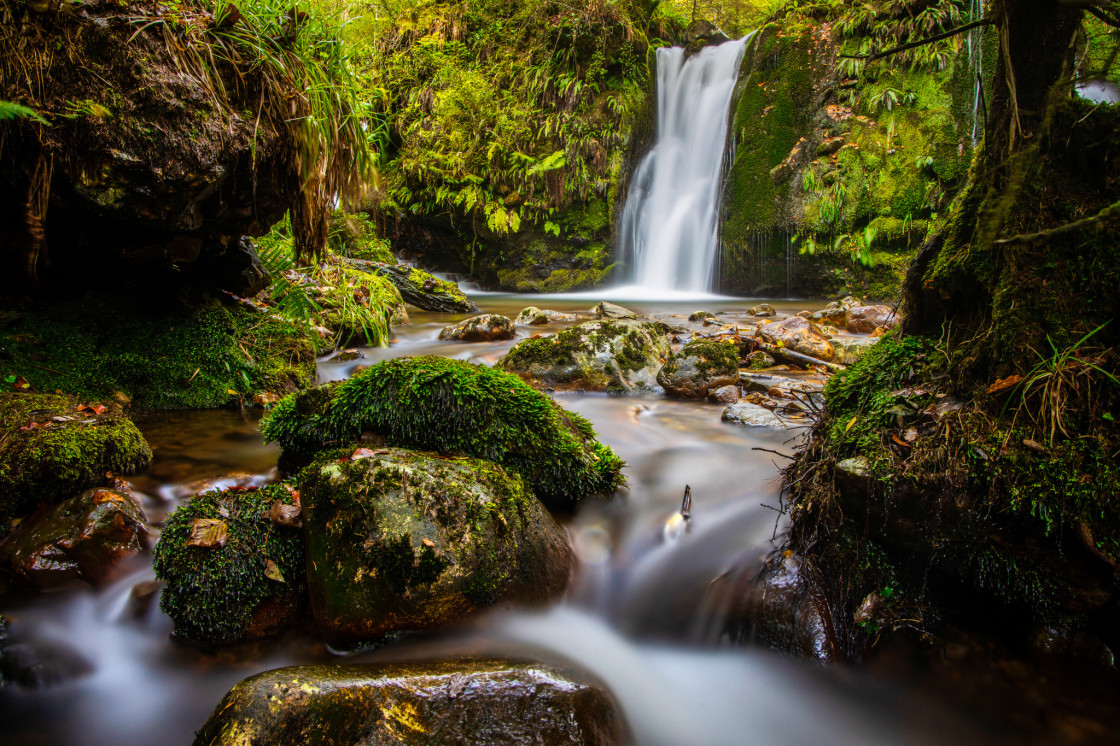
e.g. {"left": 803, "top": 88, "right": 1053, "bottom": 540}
{"left": 616, "top": 38, "right": 748, "bottom": 295}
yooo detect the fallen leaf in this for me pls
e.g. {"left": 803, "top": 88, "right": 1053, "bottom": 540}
{"left": 227, "top": 389, "right": 240, "bottom": 396}
{"left": 51, "top": 415, "right": 75, "bottom": 422}
{"left": 92, "top": 489, "right": 125, "bottom": 505}
{"left": 351, "top": 447, "right": 378, "bottom": 460}
{"left": 270, "top": 499, "right": 302, "bottom": 528}
{"left": 844, "top": 415, "right": 858, "bottom": 432}
{"left": 264, "top": 559, "right": 285, "bottom": 583}
{"left": 1023, "top": 438, "right": 1048, "bottom": 452}
{"left": 904, "top": 428, "right": 919, "bottom": 443}
{"left": 422, "top": 538, "right": 435, "bottom": 548}
{"left": 12, "top": 376, "right": 30, "bottom": 391}
{"left": 986, "top": 375, "right": 1023, "bottom": 396}
{"left": 891, "top": 434, "right": 912, "bottom": 448}
{"left": 185, "top": 518, "right": 228, "bottom": 548}
{"left": 254, "top": 392, "right": 281, "bottom": 407}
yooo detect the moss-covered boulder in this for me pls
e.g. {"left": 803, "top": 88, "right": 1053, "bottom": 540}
{"left": 656, "top": 339, "right": 740, "bottom": 399}
{"left": 756, "top": 317, "right": 835, "bottom": 361}
{"left": 301, "top": 449, "right": 571, "bottom": 640}
{"left": 499, "top": 320, "right": 671, "bottom": 393}
{"left": 194, "top": 659, "right": 622, "bottom": 746}
{"left": 0, "top": 394, "right": 151, "bottom": 526}
{"left": 438, "top": 314, "right": 516, "bottom": 342}
{"left": 0, "top": 487, "right": 148, "bottom": 589}
{"left": 152, "top": 484, "right": 305, "bottom": 647}
{"left": 261, "top": 357, "right": 624, "bottom": 508}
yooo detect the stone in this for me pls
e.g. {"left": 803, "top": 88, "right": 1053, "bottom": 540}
{"left": 846, "top": 305, "right": 898, "bottom": 334}
{"left": 656, "top": 339, "right": 740, "bottom": 399}
{"left": 301, "top": 449, "right": 571, "bottom": 641}
{"left": 515, "top": 307, "right": 577, "bottom": 326}
{"left": 722, "top": 402, "right": 789, "bottom": 428}
{"left": 747, "top": 303, "right": 776, "bottom": 317}
{"left": 500, "top": 319, "right": 671, "bottom": 394}
{"left": 194, "top": 659, "right": 621, "bottom": 746}
{"left": 334, "top": 349, "right": 365, "bottom": 362}
{"left": 809, "top": 296, "right": 862, "bottom": 328}
{"left": 708, "top": 385, "right": 742, "bottom": 404}
{"left": 747, "top": 350, "right": 776, "bottom": 369}
{"left": 590, "top": 301, "right": 638, "bottom": 320}
{"left": 688, "top": 310, "right": 719, "bottom": 324}
{"left": 816, "top": 136, "right": 847, "bottom": 157}
{"left": 831, "top": 336, "right": 881, "bottom": 366}
{"left": 0, "top": 488, "right": 148, "bottom": 589}
{"left": 438, "top": 314, "right": 516, "bottom": 342}
{"left": 755, "top": 316, "right": 835, "bottom": 361}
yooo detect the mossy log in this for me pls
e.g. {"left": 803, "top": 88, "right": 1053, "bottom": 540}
{"left": 345, "top": 259, "right": 478, "bottom": 313}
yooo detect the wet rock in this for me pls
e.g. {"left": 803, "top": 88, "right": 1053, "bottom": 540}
{"left": 755, "top": 316, "right": 835, "bottom": 361}
{"left": 516, "top": 307, "right": 577, "bottom": 325}
{"left": 127, "top": 579, "right": 164, "bottom": 619}
{"left": 262, "top": 357, "right": 624, "bottom": 508}
{"left": 747, "top": 350, "right": 776, "bottom": 369}
{"left": 708, "top": 385, "right": 742, "bottom": 404}
{"left": 153, "top": 484, "right": 305, "bottom": 646}
{"left": 500, "top": 320, "right": 671, "bottom": 394}
{"left": 0, "top": 393, "right": 152, "bottom": 526}
{"left": 0, "top": 614, "right": 93, "bottom": 688}
{"left": 846, "top": 305, "right": 898, "bottom": 334}
{"left": 831, "top": 336, "right": 881, "bottom": 366}
{"left": 361, "top": 263, "right": 479, "bottom": 313}
{"left": 334, "top": 349, "right": 365, "bottom": 362}
{"left": 195, "top": 659, "right": 621, "bottom": 746}
{"left": 657, "top": 339, "right": 739, "bottom": 399}
{"left": 0, "top": 488, "right": 148, "bottom": 589}
{"left": 688, "top": 310, "right": 720, "bottom": 325}
{"left": 747, "top": 303, "right": 776, "bottom": 317}
{"left": 722, "top": 402, "right": 789, "bottom": 428}
{"left": 590, "top": 301, "right": 638, "bottom": 320}
{"left": 301, "top": 449, "right": 571, "bottom": 641}
{"left": 809, "top": 296, "right": 861, "bottom": 328}
{"left": 438, "top": 314, "right": 516, "bottom": 342}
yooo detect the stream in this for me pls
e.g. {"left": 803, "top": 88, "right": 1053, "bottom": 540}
{"left": 0, "top": 292, "right": 1106, "bottom": 744}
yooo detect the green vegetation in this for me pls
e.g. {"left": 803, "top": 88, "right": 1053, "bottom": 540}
{"left": 262, "top": 356, "right": 625, "bottom": 506}
{"left": 0, "top": 393, "right": 151, "bottom": 527}
{"left": 153, "top": 484, "right": 305, "bottom": 647}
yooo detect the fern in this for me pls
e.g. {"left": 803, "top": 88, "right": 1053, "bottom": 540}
{"left": 0, "top": 100, "right": 49, "bottom": 124}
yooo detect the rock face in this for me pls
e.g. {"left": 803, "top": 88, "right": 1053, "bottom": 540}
{"left": 846, "top": 305, "right": 898, "bottom": 333}
{"left": 301, "top": 449, "right": 571, "bottom": 641}
{"left": 0, "top": 394, "right": 151, "bottom": 526}
{"left": 656, "top": 340, "right": 740, "bottom": 399}
{"left": 500, "top": 320, "right": 670, "bottom": 393}
{"left": 438, "top": 314, "right": 516, "bottom": 342}
{"left": 261, "top": 357, "right": 624, "bottom": 509}
{"left": 755, "top": 316, "right": 835, "bottom": 361}
{"left": 0, "top": 488, "right": 147, "bottom": 589}
{"left": 194, "top": 659, "right": 622, "bottom": 746}
{"left": 152, "top": 484, "right": 305, "bottom": 647}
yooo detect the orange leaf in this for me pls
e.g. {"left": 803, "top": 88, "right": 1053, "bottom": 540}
{"left": 986, "top": 375, "right": 1023, "bottom": 396}
{"left": 185, "top": 518, "right": 228, "bottom": 548}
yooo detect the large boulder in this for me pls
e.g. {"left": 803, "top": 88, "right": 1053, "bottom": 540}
{"left": 0, "top": 488, "right": 148, "bottom": 589}
{"left": 499, "top": 320, "right": 671, "bottom": 393}
{"left": 261, "top": 357, "right": 624, "bottom": 509}
{"left": 194, "top": 659, "right": 622, "bottom": 746}
{"left": 809, "top": 296, "right": 861, "bottom": 328}
{"left": 152, "top": 484, "right": 305, "bottom": 647}
{"left": 0, "top": 393, "right": 151, "bottom": 526}
{"left": 656, "top": 339, "right": 740, "bottom": 399}
{"left": 438, "top": 314, "right": 516, "bottom": 342}
{"left": 755, "top": 316, "right": 835, "bottom": 361}
{"left": 301, "top": 449, "right": 571, "bottom": 641}
{"left": 846, "top": 305, "right": 898, "bottom": 334}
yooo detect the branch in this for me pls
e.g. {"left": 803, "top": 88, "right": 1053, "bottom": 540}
{"left": 839, "top": 19, "right": 996, "bottom": 62}
{"left": 1086, "top": 5, "right": 1120, "bottom": 27}
{"left": 993, "top": 198, "right": 1120, "bottom": 245}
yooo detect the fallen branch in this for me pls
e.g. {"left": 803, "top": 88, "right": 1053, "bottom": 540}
{"left": 839, "top": 19, "right": 996, "bottom": 62}
{"left": 993, "top": 197, "right": 1120, "bottom": 245}
{"left": 750, "top": 343, "right": 847, "bottom": 373}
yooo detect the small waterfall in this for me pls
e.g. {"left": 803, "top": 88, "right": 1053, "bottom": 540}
{"left": 966, "top": 0, "right": 985, "bottom": 144}
{"left": 616, "top": 38, "right": 748, "bottom": 295}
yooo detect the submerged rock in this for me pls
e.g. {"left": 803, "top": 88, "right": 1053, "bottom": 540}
{"left": 755, "top": 316, "right": 835, "bottom": 361}
{"left": 657, "top": 339, "right": 740, "bottom": 399}
{"left": 152, "top": 484, "right": 305, "bottom": 647}
{"left": 301, "top": 449, "right": 571, "bottom": 641}
{"left": 499, "top": 320, "right": 670, "bottom": 393}
{"left": 262, "top": 357, "right": 624, "bottom": 508}
{"left": 722, "top": 402, "right": 791, "bottom": 429}
{"left": 438, "top": 314, "right": 516, "bottom": 342}
{"left": 0, "top": 488, "right": 148, "bottom": 589}
{"left": 195, "top": 659, "right": 622, "bottom": 746}
{"left": 0, "top": 393, "right": 151, "bottom": 526}
{"left": 590, "top": 301, "right": 638, "bottom": 320}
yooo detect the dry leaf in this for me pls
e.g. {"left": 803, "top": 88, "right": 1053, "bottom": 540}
{"left": 270, "top": 499, "right": 302, "bottom": 528}
{"left": 986, "top": 375, "right": 1023, "bottom": 396}
{"left": 891, "top": 434, "right": 912, "bottom": 448}
{"left": 185, "top": 518, "right": 228, "bottom": 548}
{"left": 264, "top": 559, "right": 285, "bottom": 583}
{"left": 351, "top": 447, "right": 377, "bottom": 460}
{"left": 422, "top": 538, "right": 435, "bottom": 548}
{"left": 904, "top": 428, "right": 919, "bottom": 443}
{"left": 1023, "top": 438, "right": 1048, "bottom": 452}
{"left": 844, "top": 415, "right": 858, "bottom": 432}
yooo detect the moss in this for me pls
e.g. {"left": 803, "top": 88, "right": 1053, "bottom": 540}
{"left": 152, "top": 483, "right": 305, "bottom": 646}
{"left": 0, "top": 297, "right": 317, "bottom": 410}
{"left": 262, "top": 357, "right": 625, "bottom": 507}
{"left": 314, "top": 267, "right": 404, "bottom": 350}
{"left": 679, "top": 338, "right": 739, "bottom": 374}
{"left": 0, "top": 393, "right": 151, "bottom": 526}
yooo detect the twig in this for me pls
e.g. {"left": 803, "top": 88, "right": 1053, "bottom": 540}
{"left": 839, "top": 19, "right": 996, "bottom": 62}
{"left": 752, "top": 447, "right": 795, "bottom": 460}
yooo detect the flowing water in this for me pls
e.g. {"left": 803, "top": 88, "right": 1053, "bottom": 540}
{"left": 616, "top": 39, "right": 747, "bottom": 294}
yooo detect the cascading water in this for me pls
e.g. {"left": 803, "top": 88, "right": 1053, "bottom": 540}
{"left": 616, "top": 38, "right": 748, "bottom": 295}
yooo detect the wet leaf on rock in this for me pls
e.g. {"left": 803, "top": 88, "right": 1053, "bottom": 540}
{"left": 186, "top": 518, "right": 228, "bottom": 548}
{"left": 270, "top": 499, "right": 302, "bottom": 528}
{"left": 264, "top": 559, "right": 285, "bottom": 583}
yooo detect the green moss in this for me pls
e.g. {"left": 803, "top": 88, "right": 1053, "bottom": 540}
{"left": 0, "top": 298, "right": 317, "bottom": 410}
{"left": 262, "top": 356, "right": 625, "bottom": 507}
{"left": 152, "top": 483, "right": 305, "bottom": 646}
{"left": 0, "top": 393, "right": 151, "bottom": 525}
{"left": 679, "top": 338, "right": 739, "bottom": 374}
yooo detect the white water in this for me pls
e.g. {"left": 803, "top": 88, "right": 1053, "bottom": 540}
{"left": 617, "top": 38, "right": 748, "bottom": 293}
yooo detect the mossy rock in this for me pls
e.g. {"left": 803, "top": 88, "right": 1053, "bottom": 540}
{"left": 152, "top": 484, "right": 305, "bottom": 647}
{"left": 194, "top": 659, "right": 622, "bottom": 746}
{"left": 301, "top": 449, "right": 571, "bottom": 641}
{"left": 0, "top": 393, "right": 151, "bottom": 526}
{"left": 499, "top": 320, "right": 671, "bottom": 394}
{"left": 0, "top": 487, "right": 148, "bottom": 589}
{"left": 438, "top": 314, "right": 516, "bottom": 342}
{"left": 261, "top": 357, "right": 624, "bottom": 508}
{"left": 656, "top": 339, "right": 740, "bottom": 399}
{"left": 362, "top": 263, "right": 478, "bottom": 313}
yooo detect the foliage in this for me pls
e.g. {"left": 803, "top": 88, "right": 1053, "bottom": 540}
{"left": 261, "top": 356, "right": 625, "bottom": 506}
{"left": 0, "top": 100, "right": 48, "bottom": 124}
